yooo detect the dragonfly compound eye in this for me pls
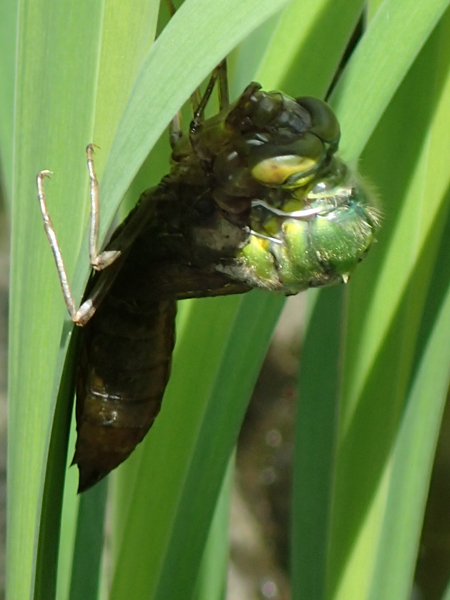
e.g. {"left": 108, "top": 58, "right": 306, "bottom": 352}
{"left": 296, "top": 97, "right": 341, "bottom": 150}
{"left": 249, "top": 131, "right": 325, "bottom": 186}
{"left": 227, "top": 86, "right": 314, "bottom": 139}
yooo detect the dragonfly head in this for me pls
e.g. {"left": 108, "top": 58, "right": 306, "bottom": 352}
{"left": 207, "top": 86, "right": 344, "bottom": 216}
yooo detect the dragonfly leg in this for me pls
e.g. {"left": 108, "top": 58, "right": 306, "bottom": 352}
{"left": 164, "top": 2, "right": 229, "bottom": 147}
{"left": 171, "top": 58, "right": 228, "bottom": 150}
{"left": 190, "top": 71, "right": 217, "bottom": 133}
{"left": 216, "top": 59, "right": 229, "bottom": 110}
{"left": 189, "top": 59, "right": 228, "bottom": 153}
{"left": 165, "top": 0, "right": 202, "bottom": 148}
{"left": 164, "top": 0, "right": 185, "bottom": 148}
{"left": 190, "top": 59, "right": 229, "bottom": 114}
{"left": 164, "top": 0, "right": 204, "bottom": 113}
{"left": 190, "top": 88, "right": 203, "bottom": 114}
{"left": 36, "top": 171, "right": 95, "bottom": 325}
{"left": 86, "top": 144, "right": 121, "bottom": 270}
{"left": 36, "top": 146, "right": 121, "bottom": 326}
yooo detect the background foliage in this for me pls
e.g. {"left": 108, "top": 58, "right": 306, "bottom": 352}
{"left": 1, "top": 0, "right": 450, "bottom": 599}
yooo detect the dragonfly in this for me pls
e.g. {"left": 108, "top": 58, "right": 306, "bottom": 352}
{"left": 37, "top": 59, "right": 379, "bottom": 493}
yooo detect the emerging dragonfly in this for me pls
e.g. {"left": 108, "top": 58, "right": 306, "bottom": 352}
{"left": 37, "top": 60, "right": 379, "bottom": 492}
